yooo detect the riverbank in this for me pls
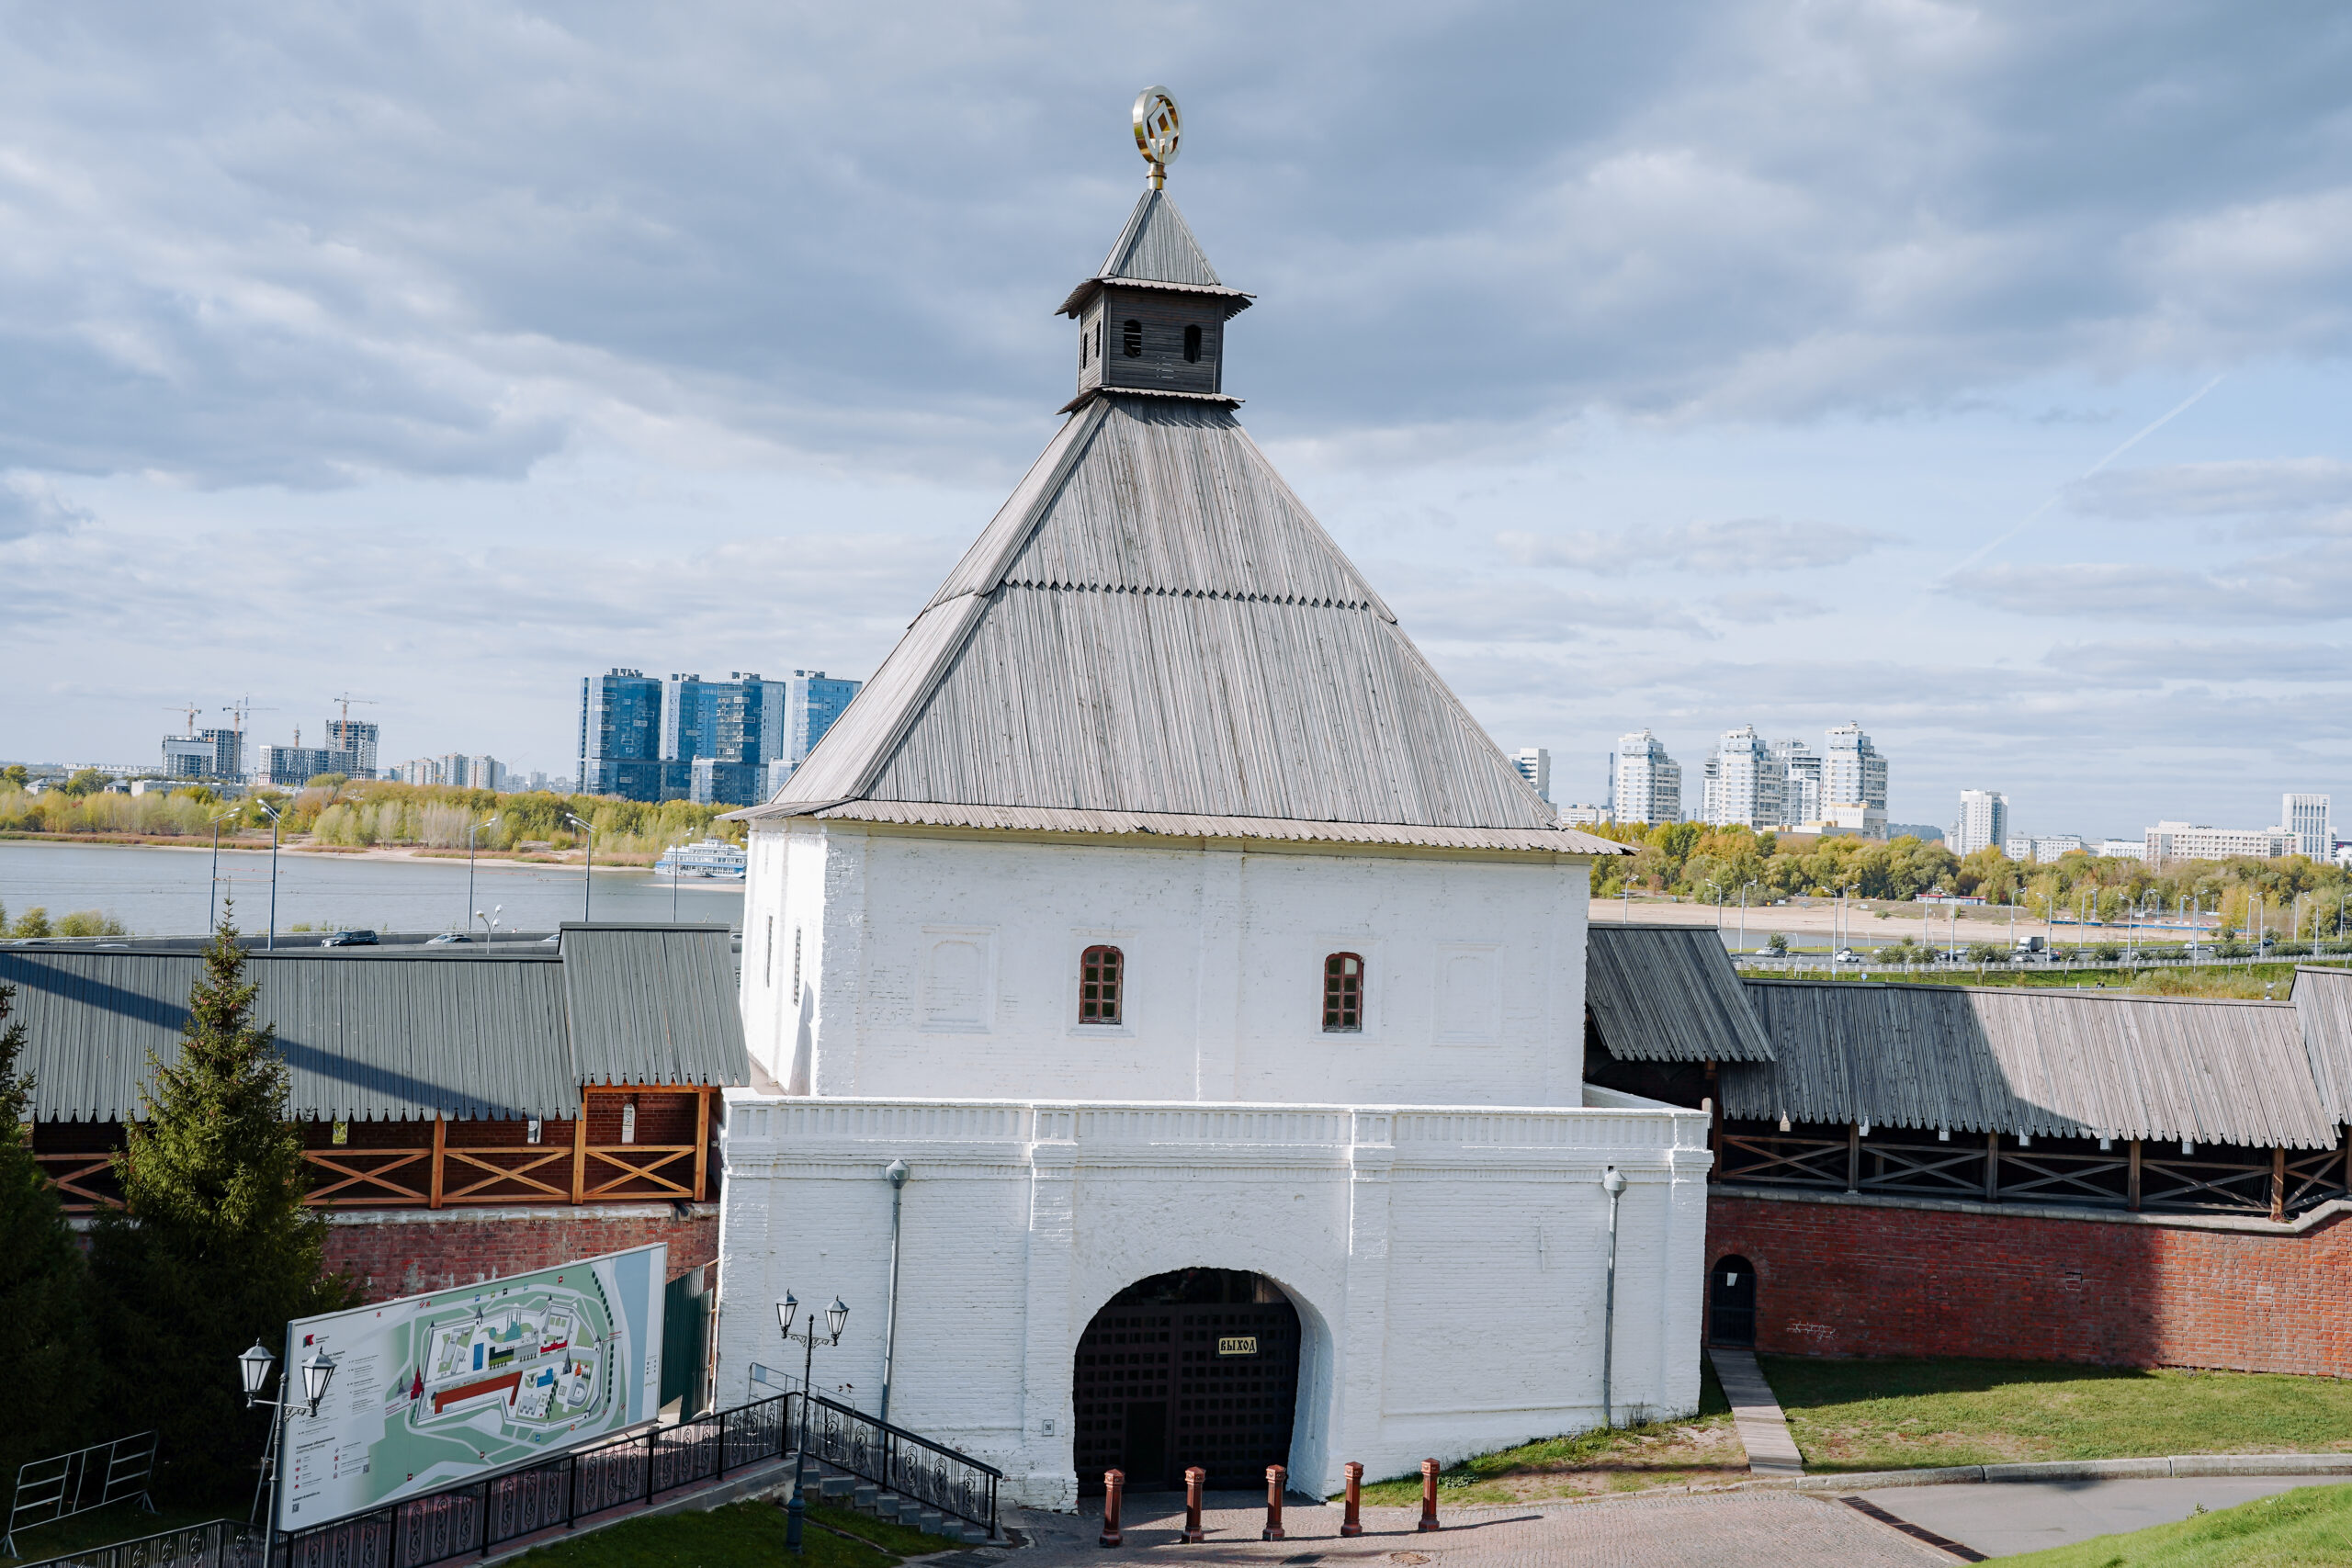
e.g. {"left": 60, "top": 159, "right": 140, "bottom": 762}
{"left": 0, "top": 829, "right": 660, "bottom": 867}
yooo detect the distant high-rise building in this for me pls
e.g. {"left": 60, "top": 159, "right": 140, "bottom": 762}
{"left": 162, "top": 728, "right": 243, "bottom": 782}
{"left": 467, "top": 755, "right": 504, "bottom": 793}
{"left": 254, "top": 743, "right": 336, "bottom": 787}
{"left": 1953, "top": 790, "right": 2008, "bottom": 856}
{"left": 1824, "top": 721, "right": 1888, "bottom": 831}
{"left": 1511, "top": 748, "right": 1551, "bottom": 803}
{"left": 1611, "top": 729, "right": 1682, "bottom": 826}
{"left": 580, "top": 669, "right": 665, "bottom": 801}
{"left": 786, "top": 671, "right": 862, "bottom": 764}
{"left": 397, "top": 757, "right": 443, "bottom": 786}
{"left": 1771, "top": 738, "right": 1822, "bottom": 826}
{"left": 325, "top": 718, "right": 379, "bottom": 778}
{"left": 2284, "top": 794, "right": 2332, "bottom": 859}
{"left": 1703, "top": 726, "right": 1781, "bottom": 829}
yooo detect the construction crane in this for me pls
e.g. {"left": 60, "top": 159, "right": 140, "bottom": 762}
{"left": 330, "top": 693, "right": 379, "bottom": 726}
{"left": 219, "top": 697, "right": 277, "bottom": 741}
{"left": 162, "top": 701, "right": 205, "bottom": 735}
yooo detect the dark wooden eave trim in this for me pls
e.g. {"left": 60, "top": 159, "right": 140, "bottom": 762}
{"left": 1057, "top": 387, "right": 1244, "bottom": 416}
{"left": 1057, "top": 276, "right": 1256, "bottom": 319}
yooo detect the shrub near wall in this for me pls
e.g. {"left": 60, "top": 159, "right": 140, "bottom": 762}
{"left": 1707, "top": 1191, "right": 2352, "bottom": 1377}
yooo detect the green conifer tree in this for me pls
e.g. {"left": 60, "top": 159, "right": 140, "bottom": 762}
{"left": 89, "top": 917, "right": 356, "bottom": 1505}
{"left": 0, "top": 982, "right": 96, "bottom": 1487}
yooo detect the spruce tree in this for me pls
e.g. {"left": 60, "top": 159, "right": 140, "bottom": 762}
{"left": 90, "top": 917, "right": 356, "bottom": 1505}
{"left": 0, "top": 983, "right": 96, "bottom": 1486}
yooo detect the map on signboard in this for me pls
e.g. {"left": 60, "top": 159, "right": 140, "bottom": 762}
{"left": 277, "top": 1243, "right": 665, "bottom": 1532}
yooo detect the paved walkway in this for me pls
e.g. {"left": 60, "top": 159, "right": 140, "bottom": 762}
{"left": 1011, "top": 1490, "right": 1952, "bottom": 1567}
{"left": 1705, "top": 1348, "right": 1803, "bottom": 1476}
{"left": 1857, "top": 1473, "right": 2352, "bottom": 1559}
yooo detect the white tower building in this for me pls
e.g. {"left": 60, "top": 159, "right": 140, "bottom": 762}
{"left": 1612, "top": 730, "right": 1683, "bottom": 825}
{"left": 716, "top": 121, "right": 1709, "bottom": 1511}
{"left": 1511, "top": 747, "right": 1551, "bottom": 803}
{"left": 1703, "top": 726, "right": 1780, "bottom": 829}
{"left": 1953, "top": 790, "right": 2008, "bottom": 856}
{"left": 2285, "top": 794, "right": 2333, "bottom": 860}
{"left": 1824, "top": 721, "right": 1889, "bottom": 837}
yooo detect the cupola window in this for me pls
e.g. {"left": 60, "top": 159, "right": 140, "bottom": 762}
{"left": 1080, "top": 944, "right": 1125, "bottom": 1024}
{"left": 1123, "top": 319, "right": 1143, "bottom": 357}
{"left": 1323, "top": 953, "right": 1364, "bottom": 1032}
{"left": 1183, "top": 323, "right": 1202, "bottom": 364}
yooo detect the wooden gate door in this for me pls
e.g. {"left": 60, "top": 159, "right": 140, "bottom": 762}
{"left": 1074, "top": 1269, "right": 1300, "bottom": 1494}
{"left": 1709, "top": 1255, "right": 1757, "bottom": 1348}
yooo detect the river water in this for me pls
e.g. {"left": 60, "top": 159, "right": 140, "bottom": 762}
{"left": 0, "top": 840, "right": 743, "bottom": 938}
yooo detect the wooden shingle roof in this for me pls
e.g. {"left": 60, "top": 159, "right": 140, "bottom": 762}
{"left": 1586, "top": 925, "right": 1775, "bottom": 1063}
{"left": 743, "top": 221, "right": 1617, "bottom": 857}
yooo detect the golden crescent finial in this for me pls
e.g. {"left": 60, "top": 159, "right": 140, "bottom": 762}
{"left": 1132, "top": 86, "right": 1181, "bottom": 189}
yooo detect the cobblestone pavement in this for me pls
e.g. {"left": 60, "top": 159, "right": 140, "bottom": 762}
{"left": 1007, "top": 1489, "right": 1958, "bottom": 1567}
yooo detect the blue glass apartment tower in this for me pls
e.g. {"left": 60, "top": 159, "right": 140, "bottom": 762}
{"left": 579, "top": 669, "right": 665, "bottom": 801}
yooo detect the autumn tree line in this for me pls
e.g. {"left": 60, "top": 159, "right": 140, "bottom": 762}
{"left": 1591, "top": 820, "right": 2352, "bottom": 940}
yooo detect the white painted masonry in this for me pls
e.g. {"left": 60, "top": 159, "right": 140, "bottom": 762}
{"left": 712, "top": 1089, "right": 1712, "bottom": 1507}
{"left": 738, "top": 822, "right": 1596, "bottom": 1108}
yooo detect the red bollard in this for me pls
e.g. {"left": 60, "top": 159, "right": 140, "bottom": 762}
{"left": 1182, "top": 1466, "right": 1206, "bottom": 1543}
{"left": 1100, "top": 1469, "right": 1125, "bottom": 1548}
{"left": 1261, "top": 1465, "right": 1287, "bottom": 1540}
{"left": 1418, "top": 1459, "right": 1441, "bottom": 1532}
{"left": 1340, "top": 1462, "right": 1363, "bottom": 1537}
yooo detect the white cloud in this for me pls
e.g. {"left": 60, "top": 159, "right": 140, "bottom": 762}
{"left": 1499, "top": 517, "right": 1887, "bottom": 575}
{"left": 0, "top": 473, "right": 91, "bottom": 540}
{"left": 2067, "top": 458, "right": 2352, "bottom": 518}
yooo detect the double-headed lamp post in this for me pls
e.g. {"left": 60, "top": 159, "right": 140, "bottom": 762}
{"left": 776, "top": 1292, "right": 849, "bottom": 1554}
{"left": 238, "top": 1339, "right": 338, "bottom": 1533}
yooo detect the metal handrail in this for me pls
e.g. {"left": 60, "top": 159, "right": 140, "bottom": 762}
{"left": 797, "top": 1393, "right": 1001, "bottom": 1538}
{"left": 10, "top": 1517, "right": 262, "bottom": 1568}
{"left": 275, "top": 1393, "right": 791, "bottom": 1568}
{"left": 5, "top": 1431, "right": 158, "bottom": 1557}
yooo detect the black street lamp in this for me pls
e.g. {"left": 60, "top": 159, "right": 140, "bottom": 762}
{"left": 238, "top": 1339, "right": 338, "bottom": 1532}
{"left": 776, "top": 1292, "right": 848, "bottom": 1554}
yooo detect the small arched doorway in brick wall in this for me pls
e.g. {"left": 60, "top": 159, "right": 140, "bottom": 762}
{"left": 1073, "top": 1269, "right": 1301, "bottom": 1494}
{"left": 1709, "top": 1255, "right": 1758, "bottom": 1348}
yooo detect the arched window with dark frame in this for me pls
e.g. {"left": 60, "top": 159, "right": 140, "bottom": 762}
{"left": 1182, "top": 323, "right": 1202, "bottom": 363}
{"left": 1323, "top": 953, "right": 1363, "bottom": 1032}
{"left": 1080, "top": 944, "right": 1124, "bottom": 1024}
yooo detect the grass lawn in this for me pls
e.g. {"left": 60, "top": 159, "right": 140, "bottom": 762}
{"left": 1767, "top": 1358, "right": 2352, "bottom": 1472}
{"left": 506, "top": 1501, "right": 903, "bottom": 1568}
{"left": 1353, "top": 1357, "right": 1739, "bottom": 1506}
{"left": 1996, "top": 1483, "right": 2352, "bottom": 1567}
{"left": 1348, "top": 1357, "right": 2352, "bottom": 1506}
{"left": 0, "top": 1502, "right": 227, "bottom": 1566}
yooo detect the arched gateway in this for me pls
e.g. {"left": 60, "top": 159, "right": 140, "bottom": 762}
{"left": 1073, "top": 1269, "right": 1301, "bottom": 1493}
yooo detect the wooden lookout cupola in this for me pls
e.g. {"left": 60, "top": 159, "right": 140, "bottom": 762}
{"left": 1057, "top": 90, "right": 1252, "bottom": 412}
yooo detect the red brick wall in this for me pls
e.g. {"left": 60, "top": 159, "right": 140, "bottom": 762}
{"left": 1707, "top": 1190, "right": 2352, "bottom": 1377}
{"left": 322, "top": 1205, "right": 718, "bottom": 1303}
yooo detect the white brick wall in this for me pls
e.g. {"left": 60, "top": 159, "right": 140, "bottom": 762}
{"left": 737, "top": 822, "right": 1594, "bottom": 1108}
{"left": 713, "top": 1094, "right": 1712, "bottom": 1508}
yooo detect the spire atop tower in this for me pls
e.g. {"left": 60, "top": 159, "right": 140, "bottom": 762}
{"left": 1132, "top": 86, "right": 1181, "bottom": 189}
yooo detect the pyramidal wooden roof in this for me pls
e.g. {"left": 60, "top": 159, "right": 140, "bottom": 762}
{"left": 741, "top": 194, "right": 1617, "bottom": 857}
{"left": 1057, "top": 188, "right": 1251, "bottom": 316}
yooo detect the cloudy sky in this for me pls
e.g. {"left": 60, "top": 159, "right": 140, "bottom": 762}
{"left": 6, "top": 2, "right": 2349, "bottom": 837}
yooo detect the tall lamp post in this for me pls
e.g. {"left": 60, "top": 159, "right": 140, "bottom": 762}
{"left": 466, "top": 815, "right": 501, "bottom": 937}
{"left": 1737, "top": 879, "right": 1758, "bottom": 956}
{"left": 776, "top": 1293, "right": 849, "bottom": 1555}
{"left": 238, "top": 1339, "right": 338, "bottom": 1535}
{"left": 562, "top": 812, "right": 596, "bottom": 923}
{"left": 209, "top": 809, "right": 240, "bottom": 933}
{"left": 254, "top": 798, "right": 284, "bottom": 951}
{"left": 1599, "top": 1167, "right": 1626, "bottom": 1430}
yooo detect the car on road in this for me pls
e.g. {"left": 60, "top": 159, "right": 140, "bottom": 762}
{"left": 1833, "top": 948, "right": 1861, "bottom": 964}
{"left": 322, "top": 930, "right": 379, "bottom": 947}
{"left": 424, "top": 932, "right": 471, "bottom": 945}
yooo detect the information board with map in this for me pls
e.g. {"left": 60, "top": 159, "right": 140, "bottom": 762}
{"left": 276, "top": 1243, "right": 667, "bottom": 1531}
